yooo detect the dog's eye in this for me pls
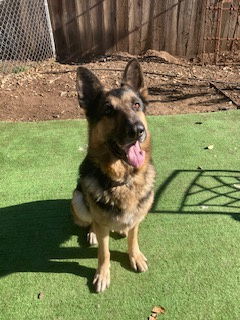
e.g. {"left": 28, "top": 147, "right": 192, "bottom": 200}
{"left": 133, "top": 102, "right": 141, "bottom": 111}
{"left": 103, "top": 104, "right": 114, "bottom": 116}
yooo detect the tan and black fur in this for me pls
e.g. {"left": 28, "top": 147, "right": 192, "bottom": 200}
{"left": 71, "top": 59, "right": 155, "bottom": 293}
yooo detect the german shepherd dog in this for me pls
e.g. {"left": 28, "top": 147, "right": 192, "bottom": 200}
{"left": 71, "top": 59, "right": 155, "bottom": 293}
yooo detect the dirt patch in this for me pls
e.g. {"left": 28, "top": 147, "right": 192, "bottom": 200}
{"left": 0, "top": 51, "right": 240, "bottom": 122}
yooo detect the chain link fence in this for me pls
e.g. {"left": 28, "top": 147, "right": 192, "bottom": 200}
{"left": 0, "top": 0, "right": 55, "bottom": 73}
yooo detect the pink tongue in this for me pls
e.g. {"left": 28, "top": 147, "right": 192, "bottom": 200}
{"left": 127, "top": 141, "right": 145, "bottom": 168}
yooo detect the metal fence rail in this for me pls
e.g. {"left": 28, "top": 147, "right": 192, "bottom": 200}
{"left": 0, "top": 0, "right": 55, "bottom": 73}
{"left": 202, "top": 0, "right": 240, "bottom": 64}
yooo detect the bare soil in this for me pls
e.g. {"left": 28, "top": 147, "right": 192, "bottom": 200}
{"left": 0, "top": 51, "right": 240, "bottom": 122}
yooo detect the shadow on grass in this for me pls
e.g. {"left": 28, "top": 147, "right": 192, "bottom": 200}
{"left": 1, "top": 170, "right": 239, "bottom": 290}
{"left": 153, "top": 169, "right": 240, "bottom": 221}
{"left": 0, "top": 200, "right": 130, "bottom": 292}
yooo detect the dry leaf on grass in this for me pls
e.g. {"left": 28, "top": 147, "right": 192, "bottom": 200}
{"left": 205, "top": 145, "right": 214, "bottom": 150}
{"left": 148, "top": 306, "right": 166, "bottom": 319}
{"left": 200, "top": 205, "right": 209, "bottom": 210}
{"left": 37, "top": 292, "right": 44, "bottom": 299}
{"left": 152, "top": 306, "right": 165, "bottom": 314}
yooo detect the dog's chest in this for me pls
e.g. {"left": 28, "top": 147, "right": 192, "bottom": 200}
{"left": 83, "top": 164, "right": 155, "bottom": 229}
{"left": 97, "top": 184, "right": 150, "bottom": 229}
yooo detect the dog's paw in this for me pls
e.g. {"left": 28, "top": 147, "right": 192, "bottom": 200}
{"left": 93, "top": 267, "right": 110, "bottom": 293}
{"left": 129, "top": 251, "right": 148, "bottom": 272}
{"left": 87, "top": 231, "right": 98, "bottom": 246}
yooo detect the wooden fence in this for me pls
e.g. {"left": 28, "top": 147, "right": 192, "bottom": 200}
{"left": 47, "top": 0, "right": 240, "bottom": 63}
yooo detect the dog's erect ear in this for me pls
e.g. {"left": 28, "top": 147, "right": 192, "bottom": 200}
{"left": 76, "top": 67, "right": 104, "bottom": 110}
{"left": 121, "top": 59, "right": 148, "bottom": 101}
{"left": 121, "top": 59, "right": 144, "bottom": 92}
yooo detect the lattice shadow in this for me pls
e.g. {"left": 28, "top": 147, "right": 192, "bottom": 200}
{"left": 153, "top": 170, "right": 240, "bottom": 221}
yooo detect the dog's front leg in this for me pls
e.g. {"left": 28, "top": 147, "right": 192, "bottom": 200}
{"left": 128, "top": 223, "right": 148, "bottom": 272}
{"left": 93, "top": 222, "right": 110, "bottom": 293}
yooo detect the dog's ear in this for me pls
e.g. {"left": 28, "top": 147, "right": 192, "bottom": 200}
{"left": 121, "top": 59, "right": 148, "bottom": 101}
{"left": 121, "top": 59, "right": 144, "bottom": 91}
{"left": 76, "top": 67, "right": 104, "bottom": 110}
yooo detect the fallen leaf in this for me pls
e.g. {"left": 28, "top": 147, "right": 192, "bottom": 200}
{"left": 38, "top": 292, "right": 44, "bottom": 299}
{"left": 152, "top": 306, "right": 165, "bottom": 314}
{"left": 151, "top": 312, "right": 158, "bottom": 318}
{"left": 205, "top": 145, "right": 214, "bottom": 150}
{"left": 233, "top": 184, "right": 240, "bottom": 189}
{"left": 200, "top": 205, "right": 209, "bottom": 210}
{"left": 148, "top": 316, "right": 157, "bottom": 320}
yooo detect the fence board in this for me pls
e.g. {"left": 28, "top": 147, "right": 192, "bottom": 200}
{"left": 116, "top": 0, "right": 128, "bottom": 52}
{"left": 186, "top": 0, "right": 199, "bottom": 57}
{"left": 128, "top": 0, "right": 142, "bottom": 54}
{"left": 103, "top": 0, "right": 116, "bottom": 54}
{"left": 152, "top": 0, "right": 161, "bottom": 51}
{"left": 75, "top": 0, "right": 85, "bottom": 55}
{"left": 47, "top": 1, "right": 67, "bottom": 60}
{"left": 165, "top": 0, "right": 178, "bottom": 54}
{"left": 158, "top": 0, "right": 166, "bottom": 51}
{"left": 176, "top": 0, "right": 186, "bottom": 56}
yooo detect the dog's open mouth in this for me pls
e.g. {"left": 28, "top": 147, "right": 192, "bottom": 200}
{"left": 110, "top": 140, "right": 145, "bottom": 168}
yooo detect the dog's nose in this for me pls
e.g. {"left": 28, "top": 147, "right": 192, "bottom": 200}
{"left": 135, "top": 122, "right": 145, "bottom": 138}
{"left": 128, "top": 121, "right": 145, "bottom": 140}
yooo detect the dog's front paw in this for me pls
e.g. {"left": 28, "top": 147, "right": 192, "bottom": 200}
{"left": 93, "top": 267, "right": 110, "bottom": 293}
{"left": 129, "top": 251, "right": 148, "bottom": 272}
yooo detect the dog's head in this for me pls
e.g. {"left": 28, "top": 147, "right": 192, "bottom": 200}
{"left": 76, "top": 59, "right": 150, "bottom": 169}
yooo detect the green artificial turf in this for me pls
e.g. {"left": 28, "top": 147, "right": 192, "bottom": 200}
{"left": 0, "top": 111, "right": 240, "bottom": 320}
